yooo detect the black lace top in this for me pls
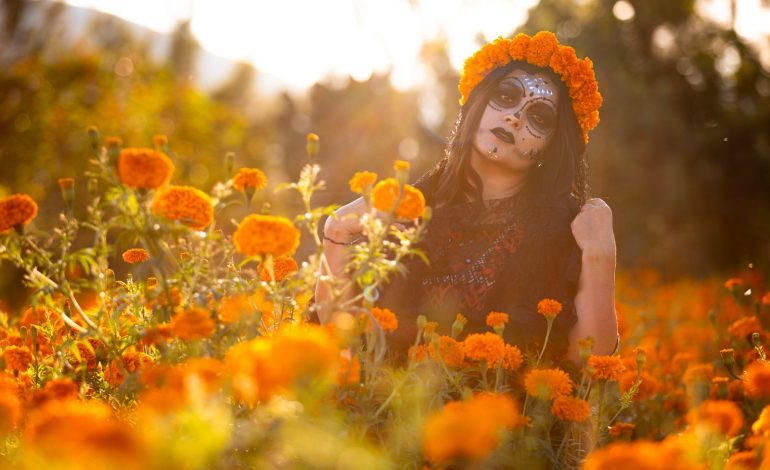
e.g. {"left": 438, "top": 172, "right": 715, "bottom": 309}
{"left": 378, "top": 159, "right": 582, "bottom": 363}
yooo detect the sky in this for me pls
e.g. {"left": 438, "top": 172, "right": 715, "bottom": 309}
{"left": 58, "top": 0, "right": 770, "bottom": 93}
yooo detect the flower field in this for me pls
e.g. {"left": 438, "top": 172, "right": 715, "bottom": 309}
{"left": 1, "top": 130, "right": 770, "bottom": 470}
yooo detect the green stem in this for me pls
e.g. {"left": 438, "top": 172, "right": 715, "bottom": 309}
{"left": 536, "top": 318, "right": 554, "bottom": 367}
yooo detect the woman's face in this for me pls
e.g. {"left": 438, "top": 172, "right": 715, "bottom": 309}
{"left": 473, "top": 69, "right": 560, "bottom": 169}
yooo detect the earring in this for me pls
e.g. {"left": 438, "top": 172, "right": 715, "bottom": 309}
{"left": 537, "top": 161, "right": 543, "bottom": 168}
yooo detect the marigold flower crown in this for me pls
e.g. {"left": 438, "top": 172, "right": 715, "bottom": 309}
{"left": 459, "top": 31, "right": 602, "bottom": 143}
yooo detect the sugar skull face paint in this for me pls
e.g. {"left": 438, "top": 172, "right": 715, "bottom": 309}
{"left": 474, "top": 69, "right": 559, "bottom": 167}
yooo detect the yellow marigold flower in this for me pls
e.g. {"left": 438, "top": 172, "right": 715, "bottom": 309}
{"left": 371, "top": 178, "right": 426, "bottom": 220}
{"left": 686, "top": 400, "right": 744, "bottom": 437}
{"left": 367, "top": 307, "right": 398, "bottom": 333}
{"left": 151, "top": 185, "right": 214, "bottom": 230}
{"left": 306, "top": 132, "right": 319, "bottom": 142}
{"left": 393, "top": 160, "right": 410, "bottom": 172}
{"left": 421, "top": 393, "right": 526, "bottom": 463}
{"left": 463, "top": 332, "right": 506, "bottom": 367}
{"left": 752, "top": 405, "right": 770, "bottom": 436}
{"left": 122, "top": 248, "right": 150, "bottom": 264}
{"left": 743, "top": 361, "right": 770, "bottom": 398}
{"left": 170, "top": 306, "right": 215, "bottom": 341}
{"left": 23, "top": 399, "right": 144, "bottom": 466}
{"left": 233, "top": 214, "right": 300, "bottom": 258}
{"left": 728, "top": 316, "right": 762, "bottom": 338}
{"left": 2, "top": 345, "right": 33, "bottom": 372}
{"left": 0, "top": 194, "right": 38, "bottom": 232}
{"left": 485, "top": 311, "right": 509, "bottom": 328}
{"left": 502, "top": 344, "right": 523, "bottom": 371}
{"left": 232, "top": 167, "right": 267, "bottom": 192}
{"left": 537, "top": 298, "right": 562, "bottom": 318}
{"left": 258, "top": 256, "right": 299, "bottom": 282}
{"left": 587, "top": 355, "right": 626, "bottom": 381}
{"left": 348, "top": 171, "right": 378, "bottom": 194}
{"left": 551, "top": 395, "right": 591, "bottom": 422}
{"left": 524, "top": 368, "right": 574, "bottom": 400}
{"left": 117, "top": 148, "right": 174, "bottom": 189}
{"left": 608, "top": 422, "right": 635, "bottom": 439}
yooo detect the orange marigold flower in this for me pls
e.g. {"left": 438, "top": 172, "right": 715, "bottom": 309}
{"left": 435, "top": 335, "right": 466, "bottom": 368}
{"left": 0, "top": 387, "right": 21, "bottom": 434}
{"left": 728, "top": 316, "right": 762, "bottom": 338}
{"left": 122, "top": 248, "right": 150, "bottom": 264}
{"left": 463, "top": 332, "right": 506, "bottom": 367}
{"left": 371, "top": 178, "right": 426, "bottom": 220}
{"left": 337, "top": 353, "right": 361, "bottom": 387}
{"left": 23, "top": 399, "right": 144, "bottom": 466}
{"left": 551, "top": 395, "right": 591, "bottom": 422}
{"left": 2, "top": 345, "right": 34, "bottom": 372}
{"left": 216, "top": 293, "right": 254, "bottom": 324}
{"left": 537, "top": 298, "right": 562, "bottom": 319}
{"left": 725, "top": 451, "right": 760, "bottom": 470}
{"left": 367, "top": 307, "right": 398, "bottom": 333}
{"left": 28, "top": 378, "right": 79, "bottom": 410}
{"left": 105, "top": 349, "right": 154, "bottom": 387}
{"left": 152, "top": 134, "right": 168, "bottom": 148}
{"left": 620, "top": 370, "right": 661, "bottom": 401}
{"left": 151, "top": 185, "right": 213, "bottom": 230}
{"left": 57, "top": 178, "right": 75, "bottom": 190}
{"left": 233, "top": 214, "right": 300, "bottom": 258}
{"left": 587, "top": 355, "right": 626, "bottom": 381}
{"left": 752, "top": 405, "right": 770, "bottom": 436}
{"left": 608, "top": 422, "right": 635, "bottom": 439}
{"left": 761, "top": 292, "right": 770, "bottom": 305}
{"left": 0, "top": 194, "right": 38, "bottom": 232}
{"left": 421, "top": 393, "right": 526, "bottom": 463}
{"left": 524, "top": 368, "right": 574, "bottom": 400}
{"left": 232, "top": 167, "right": 267, "bottom": 192}
{"left": 117, "top": 148, "right": 174, "bottom": 189}
{"left": 582, "top": 440, "right": 690, "bottom": 470}
{"left": 393, "top": 160, "right": 410, "bottom": 172}
{"left": 485, "top": 311, "right": 509, "bottom": 328}
{"left": 348, "top": 171, "right": 378, "bottom": 194}
{"left": 743, "top": 361, "right": 770, "bottom": 398}
{"left": 258, "top": 256, "right": 299, "bottom": 282}
{"left": 683, "top": 363, "right": 714, "bottom": 386}
{"left": 724, "top": 278, "right": 744, "bottom": 290}
{"left": 686, "top": 400, "right": 744, "bottom": 437}
{"left": 170, "top": 306, "right": 215, "bottom": 341}
{"left": 502, "top": 344, "right": 523, "bottom": 371}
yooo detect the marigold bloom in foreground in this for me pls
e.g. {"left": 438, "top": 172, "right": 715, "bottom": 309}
{"left": 587, "top": 355, "right": 626, "bottom": 381}
{"left": 463, "top": 332, "right": 506, "bottom": 367}
{"left": 348, "top": 171, "right": 378, "bottom": 193}
{"left": 551, "top": 395, "right": 591, "bottom": 422}
{"left": 524, "top": 368, "right": 574, "bottom": 400}
{"left": 537, "top": 298, "right": 563, "bottom": 318}
{"left": 743, "top": 361, "right": 770, "bottom": 398}
{"left": 421, "top": 393, "right": 526, "bottom": 463}
{"left": 582, "top": 439, "right": 691, "bottom": 470}
{"left": 23, "top": 399, "right": 145, "bottom": 468}
{"left": 486, "top": 311, "right": 509, "bottom": 328}
{"left": 2, "top": 345, "right": 34, "bottom": 372}
{"left": 0, "top": 194, "right": 38, "bottom": 232}
{"left": 258, "top": 256, "right": 299, "bottom": 282}
{"left": 122, "top": 247, "right": 150, "bottom": 264}
{"left": 151, "top": 185, "right": 214, "bottom": 230}
{"left": 117, "top": 148, "right": 174, "bottom": 189}
{"left": 371, "top": 178, "right": 426, "bottom": 219}
{"left": 0, "top": 388, "right": 21, "bottom": 434}
{"left": 368, "top": 307, "right": 398, "bottom": 333}
{"left": 728, "top": 316, "right": 762, "bottom": 338}
{"left": 232, "top": 167, "right": 267, "bottom": 192}
{"left": 171, "top": 306, "right": 215, "bottom": 340}
{"left": 686, "top": 400, "right": 744, "bottom": 437}
{"left": 234, "top": 214, "right": 300, "bottom": 258}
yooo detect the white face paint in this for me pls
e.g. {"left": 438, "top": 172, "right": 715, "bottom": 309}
{"left": 474, "top": 69, "right": 560, "bottom": 167}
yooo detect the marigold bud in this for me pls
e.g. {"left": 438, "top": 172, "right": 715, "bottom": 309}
{"left": 720, "top": 348, "right": 736, "bottom": 368}
{"left": 451, "top": 313, "right": 467, "bottom": 339}
{"left": 306, "top": 133, "right": 319, "bottom": 158}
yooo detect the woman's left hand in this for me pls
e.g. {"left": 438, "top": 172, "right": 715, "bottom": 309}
{"left": 571, "top": 198, "right": 616, "bottom": 258}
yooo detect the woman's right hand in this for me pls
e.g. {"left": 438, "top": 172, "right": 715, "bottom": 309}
{"left": 323, "top": 197, "right": 366, "bottom": 244}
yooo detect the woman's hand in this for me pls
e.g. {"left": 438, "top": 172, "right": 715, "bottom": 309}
{"left": 570, "top": 197, "right": 616, "bottom": 259}
{"left": 323, "top": 197, "right": 366, "bottom": 244}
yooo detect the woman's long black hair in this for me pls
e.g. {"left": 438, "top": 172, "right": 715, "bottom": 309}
{"left": 430, "top": 61, "right": 589, "bottom": 208}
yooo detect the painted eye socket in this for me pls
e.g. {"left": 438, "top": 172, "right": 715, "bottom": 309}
{"left": 490, "top": 83, "right": 522, "bottom": 109}
{"left": 527, "top": 103, "right": 557, "bottom": 134}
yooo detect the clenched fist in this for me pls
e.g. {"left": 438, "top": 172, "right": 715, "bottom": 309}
{"left": 571, "top": 198, "right": 616, "bottom": 259}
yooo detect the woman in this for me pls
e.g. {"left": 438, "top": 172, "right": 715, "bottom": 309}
{"left": 316, "top": 32, "right": 618, "bottom": 366}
